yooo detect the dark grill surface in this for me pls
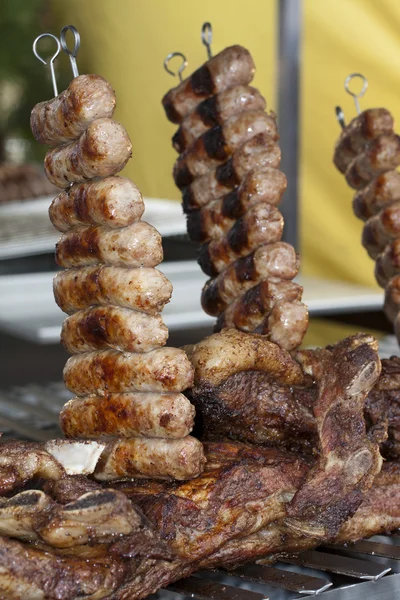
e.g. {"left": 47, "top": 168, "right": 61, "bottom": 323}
{"left": 0, "top": 383, "right": 399, "bottom": 599}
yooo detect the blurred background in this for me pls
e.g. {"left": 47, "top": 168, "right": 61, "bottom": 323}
{"left": 1, "top": 0, "right": 400, "bottom": 412}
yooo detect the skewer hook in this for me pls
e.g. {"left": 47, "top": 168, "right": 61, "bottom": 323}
{"left": 201, "top": 22, "right": 213, "bottom": 59}
{"left": 335, "top": 72, "right": 368, "bottom": 129}
{"left": 60, "top": 25, "right": 81, "bottom": 78}
{"left": 163, "top": 52, "right": 188, "bottom": 83}
{"left": 33, "top": 33, "right": 61, "bottom": 97}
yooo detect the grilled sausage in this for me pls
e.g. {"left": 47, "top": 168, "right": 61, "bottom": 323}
{"left": 173, "top": 111, "right": 278, "bottom": 188}
{"left": 384, "top": 275, "right": 400, "bottom": 323}
{"left": 345, "top": 133, "right": 400, "bottom": 190}
{"left": 362, "top": 202, "right": 400, "bottom": 259}
{"left": 60, "top": 392, "right": 195, "bottom": 439}
{"left": 215, "top": 279, "right": 303, "bottom": 331}
{"left": 162, "top": 45, "right": 255, "bottom": 123}
{"left": 182, "top": 133, "right": 281, "bottom": 211}
{"left": 173, "top": 85, "right": 266, "bottom": 152}
{"left": 375, "top": 239, "right": 400, "bottom": 287}
{"left": 61, "top": 306, "right": 168, "bottom": 353}
{"left": 94, "top": 436, "right": 206, "bottom": 481}
{"left": 49, "top": 176, "right": 144, "bottom": 232}
{"left": 187, "top": 167, "right": 287, "bottom": 243}
{"left": 63, "top": 347, "right": 194, "bottom": 396}
{"left": 44, "top": 118, "right": 132, "bottom": 188}
{"left": 353, "top": 171, "right": 400, "bottom": 221}
{"left": 198, "top": 203, "right": 284, "bottom": 276}
{"left": 334, "top": 108, "right": 393, "bottom": 174}
{"left": 55, "top": 221, "right": 163, "bottom": 269}
{"left": 53, "top": 266, "right": 172, "bottom": 315}
{"left": 256, "top": 299, "right": 309, "bottom": 351}
{"left": 30, "top": 74, "right": 116, "bottom": 146}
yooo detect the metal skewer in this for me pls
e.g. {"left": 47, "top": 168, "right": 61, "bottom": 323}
{"left": 60, "top": 25, "right": 81, "bottom": 78}
{"left": 335, "top": 72, "right": 369, "bottom": 129}
{"left": 33, "top": 33, "right": 61, "bottom": 97}
{"left": 163, "top": 52, "right": 188, "bottom": 82}
{"left": 201, "top": 22, "right": 213, "bottom": 59}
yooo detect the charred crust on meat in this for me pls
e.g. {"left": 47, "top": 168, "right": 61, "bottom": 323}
{"left": 64, "top": 490, "right": 117, "bottom": 510}
{"left": 162, "top": 98, "right": 181, "bottom": 124}
{"left": 182, "top": 187, "right": 196, "bottom": 213}
{"left": 175, "top": 164, "right": 194, "bottom": 189}
{"left": 203, "top": 126, "right": 228, "bottom": 161}
{"left": 235, "top": 253, "right": 257, "bottom": 282}
{"left": 198, "top": 244, "right": 218, "bottom": 277}
{"left": 172, "top": 128, "right": 186, "bottom": 153}
{"left": 197, "top": 95, "right": 219, "bottom": 127}
{"left": 186, "top": 210, "right": 206, "bottom": 243}
{"left": 216, "top": 159, "right": 238, "bottom": 186}
{"left": 222, "top": 188, "right": 243, "bottom": 219}
{"left": 227, "top": 217, "right": 249, "bottom": 253}
{"left": 7, "top": 491, "right": 43, "bottom": 506}
{"left": 191, "top": 65, "right": 215, "bottom": 96}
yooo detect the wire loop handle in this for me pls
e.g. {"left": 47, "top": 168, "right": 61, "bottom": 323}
{"left": 60, "top": 25, "right": 80, "bottom": 78}
{"left": 33, "top": 33, "right": 61, "bottom": 97}
{"left": 163, "top": 52, "right": 188, "bottom": 82}
{"left": 344, "top": 72, "right": 368, "bottom": 115}
{"left": 201, "top": 22, "right": 213, "bottom": 59}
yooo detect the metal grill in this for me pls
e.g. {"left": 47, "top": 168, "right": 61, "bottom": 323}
{"left": 0, "top": 384, "right": 399, "bottom": 599}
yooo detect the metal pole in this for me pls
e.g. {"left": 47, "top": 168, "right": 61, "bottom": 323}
{"left": 277, "top": 0, "right": 302, "bottom": 251}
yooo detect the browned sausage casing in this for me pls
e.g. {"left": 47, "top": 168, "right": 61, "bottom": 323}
{"left": 55, "top": 222, "right": 163, "bottom": 269}
{"left": 30, "top": 74, "right": 116, "bottom": 146}
{"left": 60, "top": 392, "right": 195, "bottom": 439}
{"left": 61, "top": 306, "right": 168, "bottom": 353}
{"left": 362, "top": 201, "right": 400, "bottom": 259}
{"left": 256, "top": 299, "right": 309, "bottom": 351}
{"left": 162, "top": 45, "right": 255, "bottom": 123}
{"left": 182, "top": 133, "right": 281, "bottom": 211}
{"left": 345, "top": 133, "right": 400, "bottom": 190}
{"left": 334, "top": 108, "right": 393, "bottom": 174}
{"left": 49, "top": 176, "right": 144, "bottom": 231}
{"left": 201, "top": 242, "right": 300, "bottom": 316}
{"left": 94, "top": 436, "right": 206, "bottom": 481}
{"left": 173, "top": 85, "right": 266, "bottom": 152}
{"left": 198, "top": 203, "right": 284, "bottom": 276}
{"left": 63, "top": 347, "right": 194, "bottom": 396}
{"left": 187, "top": 167, "right": 287, "bottom": 243}
{"left": 44, "top": 118, "right": 132, "bottom": 189}
{"left": 353, "top": 171, "right": 400, "bottom": 221}
{"left": 173, "top": 111, "right": 278, "bottom": 188}
{"left": 53, "top": 266, "right": 172, "bottom": 315}
{"left": 375, "top": 239, "right": 400, "bottom": 287}
{"left": 215, "top": 279, "right": 303, "bottom": 331}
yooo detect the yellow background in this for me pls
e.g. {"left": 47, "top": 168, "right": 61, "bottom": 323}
{"left": 53, "top": 0, "right": 400, "bottom": 289}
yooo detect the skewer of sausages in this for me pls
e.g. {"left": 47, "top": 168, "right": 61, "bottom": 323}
{"left": 61, "top": 306, "right": 168, "bottom": 353}
{"left": 362, "top": 201, "right": 400, "bottom": 259}
{"left": 173, "top": 85, "right": 266, "bottom": 152}
{"left": 345, "top": 133, "right": 400, "bottom": 190}
{"left": 63, "top": 347, "right": 195, "bottom": 396}
{"left": 162, "top": 45, "right": 255, "bottom": 123}
{"left": 198, "top": 203, "right": 284, "bottom": 276}
{"left": 53, "top": 266, "right": 173, "bottom": 315}
{"left": 173, "top": 110, "right": 278, "bottom": 188}
{"left": 60, "top": 392, "right": 195, "bottom": 439}
{"left": 55, "top": 221, "right": 163, "bottom": 269}
{"left": 30, "top": 74, "right": 116, "bottom": 146}
{"left": 44, "top": 118, "right": 132, "bottom": 188}
{"left": 353, "top": 170, "right": 400, "bottom": 221}
{"left": 49, "top": 176, "right": 144, "bottom": 231}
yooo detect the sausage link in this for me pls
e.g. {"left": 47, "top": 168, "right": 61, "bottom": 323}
{"left": 55, "top": 222, "right": 163, "bottom": 269}
{"left": 174, "top": 111, "right": 278, "bottom": 188}
{"left": 334, "top": 108, "right": 393, "bottom": 174}
{"left": 345, "top": 133, "right": 400, "bottom": 190}
{"left": 201, "top": 242, "right": 299, "bottom": 315}
{"left": 162, "top": 45, "right": 255, "bottom": 123}
{"left": 60, "top": 392, "right": 195, "bottom": 439}
{"left": 173, "top": 85, "right": 266, "bottom": 152}
{"left": 94, "top": 436, "right": 206, "bottom": 481}
{"left": 49, "top": 176, "right": 144, "bottom": 232}
{"left": 362, "top": 201, "right": 400, "bottom": 259}
{"left": 30, "top": 74, "right": 116, "bottom": 146}
{"left": 61, "top": 306, "right": 168, "bottom": 353}
{"left": 63, "top": 347, "right": 194, "bottom": 396}
{"left": 215, "top": 279, "right": 303, "bottom": 331}
{"left": 353, "top": 171, "right": 400, "bottom": 221}
{"left": 53, "top": 266, "right": 172, "bottom": 315}
{"left": 256, "top": 300, "right": 309, "bottom": 351}
{"left": 384, "top": 275, "right": 400, "bottom": 323}
{"left": 198, "top": 203, "right": 284, "bottom": 277}
{"left": 187, "top": 167, "right": 287, "bottom": 243}
{"left": 183, "top": 133, "right": 281, "bottom": 211}
{"left": 375, "top": 239, "right": 400, "bottom": 287}
{"left": 44, "top": 118, "right": 132, "bottom": 188}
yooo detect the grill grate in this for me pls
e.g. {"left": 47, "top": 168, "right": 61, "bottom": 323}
{"left": 0, "top": 383, "right": 399, "bottom": 599}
